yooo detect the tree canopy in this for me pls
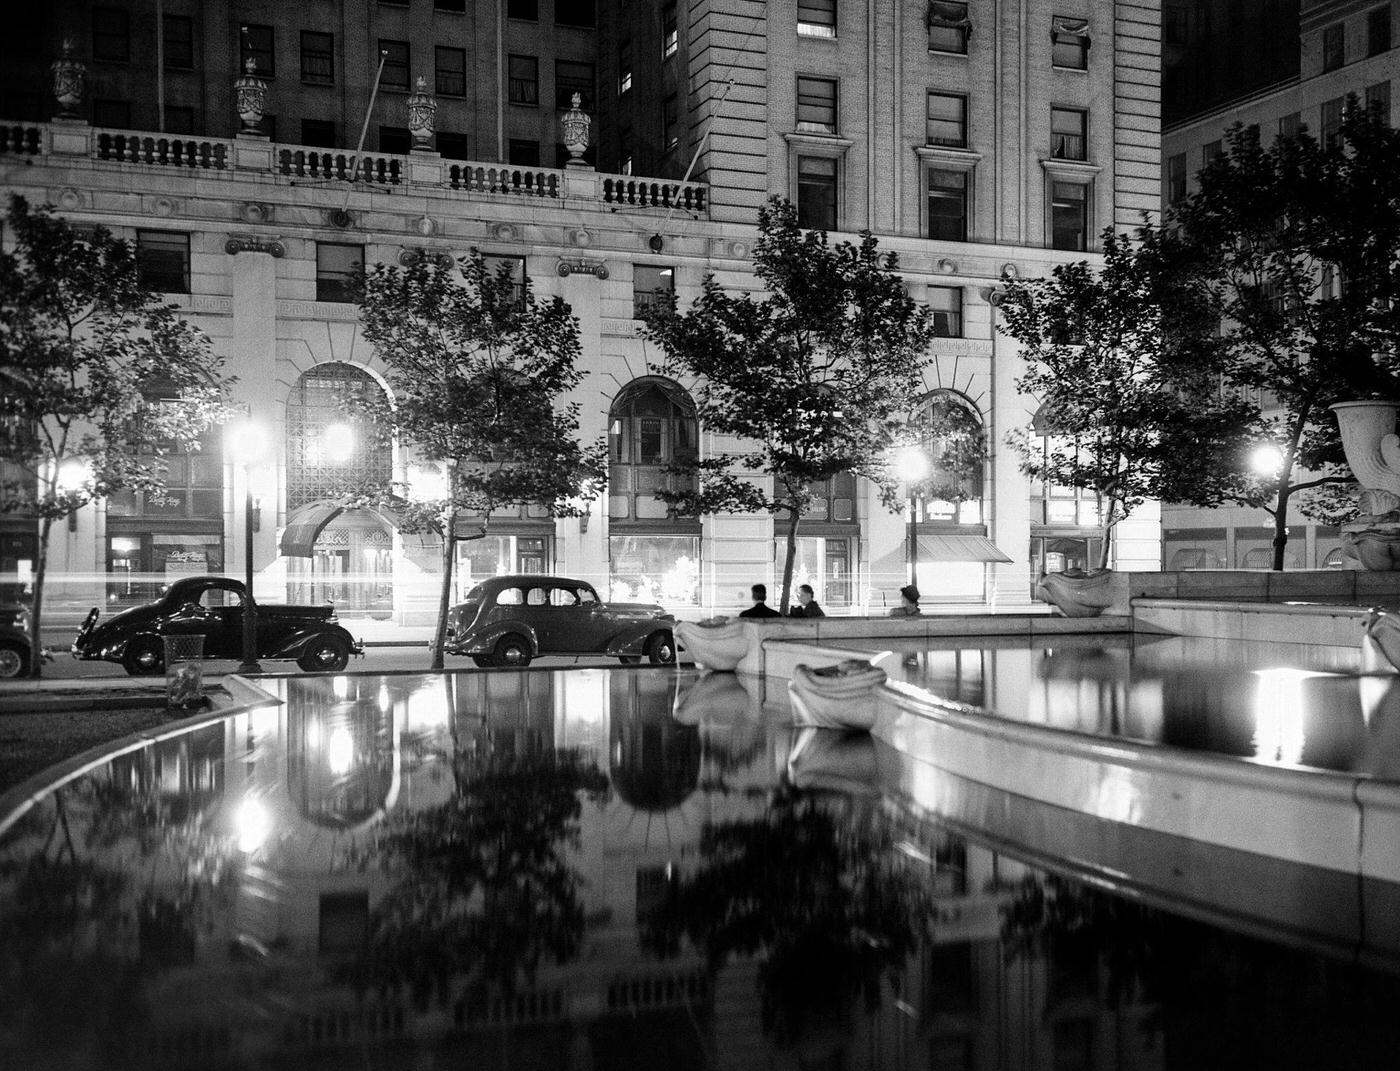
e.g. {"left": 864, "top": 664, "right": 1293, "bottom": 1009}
{"left": 0, "top": 195, "right": 228, "bottom": 676}
{"left": 645, "top": 196, "right": 938, "bottom": 612}
{"left": 353, "top": 252, "right": 607, "bottom": 666}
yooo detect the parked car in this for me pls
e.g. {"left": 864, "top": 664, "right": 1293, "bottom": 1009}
{"left": 72, "top": 576, "right": 364, "bottom": 676}
{"left": 444, "top": 575, "right": 676, "bottom": 668}
{"left": 0, "top": 603, "right": 48, "bottom": 679}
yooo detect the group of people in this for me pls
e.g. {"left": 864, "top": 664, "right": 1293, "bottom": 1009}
{"left": 737, "top": 583, "right": 922, "bottom": 618}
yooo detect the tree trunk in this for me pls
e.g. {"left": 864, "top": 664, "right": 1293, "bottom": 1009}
{"left": 430, "top": 511, "right": 458, "bottom": 672}
{"left": 779, "top": 507, "right": 800, "bottom": 615}
{"left": 1272, "top": 481, "right": 1293, "bottom": 571}
{"left": 27, "top": 515, "right": 54, "bottom": 679}
{"left": 1098, "top": 519, "right": 1115, "bottom": 571}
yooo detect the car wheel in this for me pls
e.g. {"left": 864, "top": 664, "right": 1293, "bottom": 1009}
{"left": 123, "top": 637, "right": 164, "bottom": 677}
{"left": 471, "top": 655, "right": 496, "bottom": 668}
{"left": 493, "top": 634, "right": 532, "bottom": 668}
{"left": 0, "top": 640, "right": 28, "bottom": 679}
{"left": 298, "top": 634, "right": 350, "bottom": 673}
{"left": 618, "top": 655, "right": 642, "bottom": 665}
{"left": 646, "top": 630, "right": 677, "bottom": 666}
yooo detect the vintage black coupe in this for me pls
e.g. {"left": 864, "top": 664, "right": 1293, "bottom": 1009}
{"left": 72, "top": 576, "right": 364, "bottom": 675}
{"left": 443, "top": 575, "right": 676, "bottom": 668}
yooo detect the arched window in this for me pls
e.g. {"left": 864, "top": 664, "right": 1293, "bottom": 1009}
{"left": 913, "top": 390, "right": 985, "bottom": 526}
{"left": 607, "top": 377, "right": 700, "bottom": 605}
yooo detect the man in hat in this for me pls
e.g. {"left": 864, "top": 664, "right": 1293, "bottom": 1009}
{"left": 888, "top": 584, "right": 921, "bottom": 616}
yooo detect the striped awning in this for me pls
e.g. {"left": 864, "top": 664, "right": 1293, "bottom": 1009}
{"left": 916, "top": 532, "right": 1013, "bottom": 563}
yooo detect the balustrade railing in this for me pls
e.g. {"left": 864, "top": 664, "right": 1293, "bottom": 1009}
{"left": 0, "top": 124, "right": 41, "bottom": 155}
{"left": 447, "top": 164, "right": 559, "bottom": 198}
{"left": 601, "top": 177, "right": 707, "bottom": 214}
{"left": 279, "top": 149, "right": 401, "bottom": 185}
{"left": 95, "top": 131, "right": 230, "bottom": 169}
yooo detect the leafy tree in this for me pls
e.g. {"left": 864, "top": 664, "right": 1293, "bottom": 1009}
{"left": 645, "top": 197, "right": 936, "bottom": 613}
{"left": 999, "top": 223, "right": 1257, "bottom": 571}
{"left": 1173, "top": 103, "right": 1400, "bottom": 568}
{"left": 352, "top": 253, "right": 607, "bottom": 668}
{"left": 0, "top": 196, "right": 228, "bottom": 677}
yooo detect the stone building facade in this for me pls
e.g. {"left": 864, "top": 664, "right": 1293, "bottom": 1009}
{"left": 1, "top": 1, "right": 1164, "bottom": 625}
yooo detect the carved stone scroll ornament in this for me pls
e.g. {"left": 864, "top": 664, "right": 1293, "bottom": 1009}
{"left": 224, "top": 236, "right": 286, "bottom": 257}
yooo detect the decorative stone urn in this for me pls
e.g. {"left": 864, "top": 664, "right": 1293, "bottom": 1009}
{"left": 560, "top": 92, "right": 591, "bottom": 168}
{"left": 671, "top": 672, "right": 765, "bottom": 759}
{"left": 51, "top": 39, "right": 86, "bottom": 120}
{"left": 788, "top": 660, "right": 887, "bottom": 731}
{"left": 786, "top": 728, "right": 880, "bottom": 796}
{"left": 1331, "top": 401, "right": 1400, "bottom": 570}
{"left": 1036, "top": 570, "right": 1118, "bottom": 617}
{"left": 234, "top": 58, "right": 268, "bottom": 135}
{"left": 406, "top": 76, "right": 437, "bottom": 151}
{"left": 674, "top": 617, "right": 751, "bottom": 672}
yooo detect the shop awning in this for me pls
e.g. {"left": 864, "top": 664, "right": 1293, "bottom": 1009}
{"left": 279, "top": 499, "right": 440, "bottom": 558}
{"left": 916, "top": 533, "right": 1013, "bottom": 563}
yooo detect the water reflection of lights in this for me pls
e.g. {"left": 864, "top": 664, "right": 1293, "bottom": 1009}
{"left": 235, "top": 797, "right": 271, "bottom": 853}
{"left": 250, "top": 703, "right": 280, "bottom": 736}
{"left": 327, "top": 726, "right": 355, "bottom": 774}
{"left": 1253, "top": 667, "right": 1330, "bottom": 765}
{"left": 332, "top": 675, "right": 352, "bottom": 700}
{"left": 378, "top": 684, "right": 392, "bottom": 712}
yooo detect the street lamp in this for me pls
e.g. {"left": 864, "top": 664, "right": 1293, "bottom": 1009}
{"left": 228, "top": 420, "right": 267, "bottom": 674}
{"left": 895, "top": 445, "right": 932, "bottom": 586}
{"left": 1251, "top": 442, "right": 1284, "bottom": 478}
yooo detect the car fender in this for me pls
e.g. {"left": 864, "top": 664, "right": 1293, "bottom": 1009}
{"left": 604, "top": 620, "right": 673, "bottom": 658}
{"left": 448, "top": 621, "right": 541, "bottom": 657}
{"left": 265, "top": 624, "right": 364, "bottom": 661}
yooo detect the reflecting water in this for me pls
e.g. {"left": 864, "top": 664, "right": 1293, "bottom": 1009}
{"left": 1, "top": 666, "right": 1399, "bottom": 1069}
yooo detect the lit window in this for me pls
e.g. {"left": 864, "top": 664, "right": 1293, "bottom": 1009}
{"left": 926, "top": 92, "right": 967, "bottom": 147}
{"left": 798, "top": 0, "right": 837, "bottom": 38}
{"left": 618, "top": 40, "right": 632, "bottom": 94}
{"left": 797, "top": 77, "right": 838, "bottom": 134}
{"left": 1051, "top": 16, "right": 1090, "bottom": 69}
{"left": 928, "top": 2, "right": 971, "bottom": 55}
{"left": 1051, "top": 107, "right": 1087, "bottom": 160}
{"left": 663, "top": 4, "right": 678, "bottom": 58}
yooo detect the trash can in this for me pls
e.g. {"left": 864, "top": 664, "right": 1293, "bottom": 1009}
{"left": 164, "top": 634, "right": 206, "bottom": 711}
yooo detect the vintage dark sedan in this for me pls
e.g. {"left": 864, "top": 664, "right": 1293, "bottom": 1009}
{"left": 0, "top": 603, "right": 47, "bottom": 679}
{"left": 443, "top": 575, "right": 676, "bottom": 668}
{"left": 73, "top": 576, "right": 364, "bottom": 675}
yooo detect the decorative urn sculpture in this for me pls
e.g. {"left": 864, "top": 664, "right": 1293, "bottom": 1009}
{"left": 50, "top": 38, "right": 86, "bottom": 120}
{"left": 406, "top": 75, "right": 437, "bottom": 151}
{"left": 1331, "top": 400, "right": 1400, "bottom": 570}
{"left": 560, "top": 92, "right": 591, "bottom": 167}
{"left": 674, "top": 617, "right": 751, "bottom": 672}
{"left": 1036, "top": 569, "right": 1118, "bottom": 617}
{"left": 788, "top": 660, "right": 887, "bottom": 731}
{"left": 234, "top": 58, "right": 268, "bottom": 135}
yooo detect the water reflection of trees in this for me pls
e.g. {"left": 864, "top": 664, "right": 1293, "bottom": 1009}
{"left": 639, "top": 760, "right": 933, "bottom": 1047}
{"left": 340, "top": 745, "right": 609, "bottom": 1012}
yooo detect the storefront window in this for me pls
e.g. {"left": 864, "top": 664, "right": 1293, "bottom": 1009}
{"left": 609, "top": 534, "right": 699, "bottom": 605}
{"left": 777, "top": 536, "right": 853, "bottom": 607}
{"left": 107, "top": 532, "right": 225, "bottom": 606}
{"left": 455, "top": 536, "right": 550, "bottom": 599}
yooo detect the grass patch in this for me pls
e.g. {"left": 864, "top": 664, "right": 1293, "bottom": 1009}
{"left": 0, "top": 706, "right": 173, "bottom": 795}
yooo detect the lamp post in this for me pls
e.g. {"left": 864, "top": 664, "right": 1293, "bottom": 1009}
{"left": 895, "top": 445, "right": 932, "bottom": 587}
{"left": 229, "top": 421, "right": 266, "bottom": 674}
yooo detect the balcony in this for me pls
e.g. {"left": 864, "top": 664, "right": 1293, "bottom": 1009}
{"left": 0, "top": 120, "right": 708, "bottom": 216}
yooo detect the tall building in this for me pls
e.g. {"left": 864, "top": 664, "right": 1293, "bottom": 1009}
{"left": 1160, "top": 0, "right": 1400, "bottom": 571}
{"left": 1, "top": 2, "right": 1163, "bottom": 627}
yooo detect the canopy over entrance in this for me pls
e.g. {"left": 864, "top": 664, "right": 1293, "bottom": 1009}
{"left": 915, "top": 533, "right": 1012, "bottom": 563}
{"left": 279, "top": 499, "right": 439, "bottom": 557}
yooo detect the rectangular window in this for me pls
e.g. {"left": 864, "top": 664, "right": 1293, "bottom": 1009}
{"left": 380, "top": 39, "right": 410, "bottom": 90}
{"left": 618, "top": 40, "right": 632, "bottom": 94}
{"left": 508, "top": 138, "right": 540, "bottom": 165}
{"left": 302, "top": 118, "right": 337, "bottom": 147}
{"left": 509, "top": 54, "right": 539, "bottom": 105}
{"left": 609, "top": 535, "right": 700, "bottom": 605}
{"left": 1370, "top": 6, "right": 1392, "bottom": 56}
{"left": 1367, "top": 80, "right": 1391, "bottom": 123}
{"left": 928, "top": 2, "right": 970, "bottom": 54}
{"left": 137, "top": 231, "right": 190, "bottom": 294}
{"left": 437, "top": 131, "right": 468, "bottom": 159}
{"left": 301, "top": 31, "right": 334, "bottom": 85}
{"left": 484, "top": 254, "right": 527, "bottom": 307}
{"left": 1323, "top": 23, "right": 1345, "bottom": 71}
{"left": 798, "top": 0, "right": 837, "bottom": 38}
{"left": 378, "top": 126, "right": 411, "bottom": 153}
{"left": 634, "top": 265, "right": 675, "bottom": 319}
{"left": 241, "top": 24, "right": 275, "bottom": 77}
{"left": 1051, "top": 182, "right": 1089, "bottom": 251}
{"left": 1051, "top": 16, "right": 1090, "bottom": 69}
{"left": 92, "top": 99, "right": 131, "bottom": 129}
{"left": 556, "top": 60, "right": 596, "bottom": 109}
{"left": 663, "top": 4, "right": 678, "bottom": 58}
{"left": 926, "top": 92, "right": 967, "bottom": 147}
{"left": 663, "top": 93, "right": 679, "bottom": 150}
{"left": 1201, "top": 138, "right": 1222, "bottom": 166}
{"left": 796, "top": 77, "right": 838, "bottom": 133}
{"left": 1321, "top": 96, "right": 1345, "bottom": 148}
{"left": 92, "top": 7, "right": 130, "bottom": 62}
{"left": 1166, "top": 152, "right": 1187, "bottom": 203}
{"left": 507, "top": 0, "right": 538, "bottom": 20}
{"left": 797, "top": 156, "right": 837, "bottom": 230}
{"left": 1051, "top": 107, "right": 1087, "bottom": 160}
{"left": 316, "top": 243, "right": 363, "bottom": 303}
{"left": 556, "top": 0, "right": 596, "bottom": 27}
{"left": 436, "top": 46, "right": 466, "bottom": 96}
{"left": 1278, "top": 112, "right": 1301, "bottom": 139}
{"left": 163, "top": 15, "right": 193, "bottom": 69}
{"left": 165, "top": 106, "right": 195, "bottom": 135}
{"left": 929, "top": 286, "right": 963, "bottom": 338}
{"left": 927, "top": 169, "right": 968, "bottom": 241}
{"left": 435, "top": 0, "right": 467, "bottom": 11}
